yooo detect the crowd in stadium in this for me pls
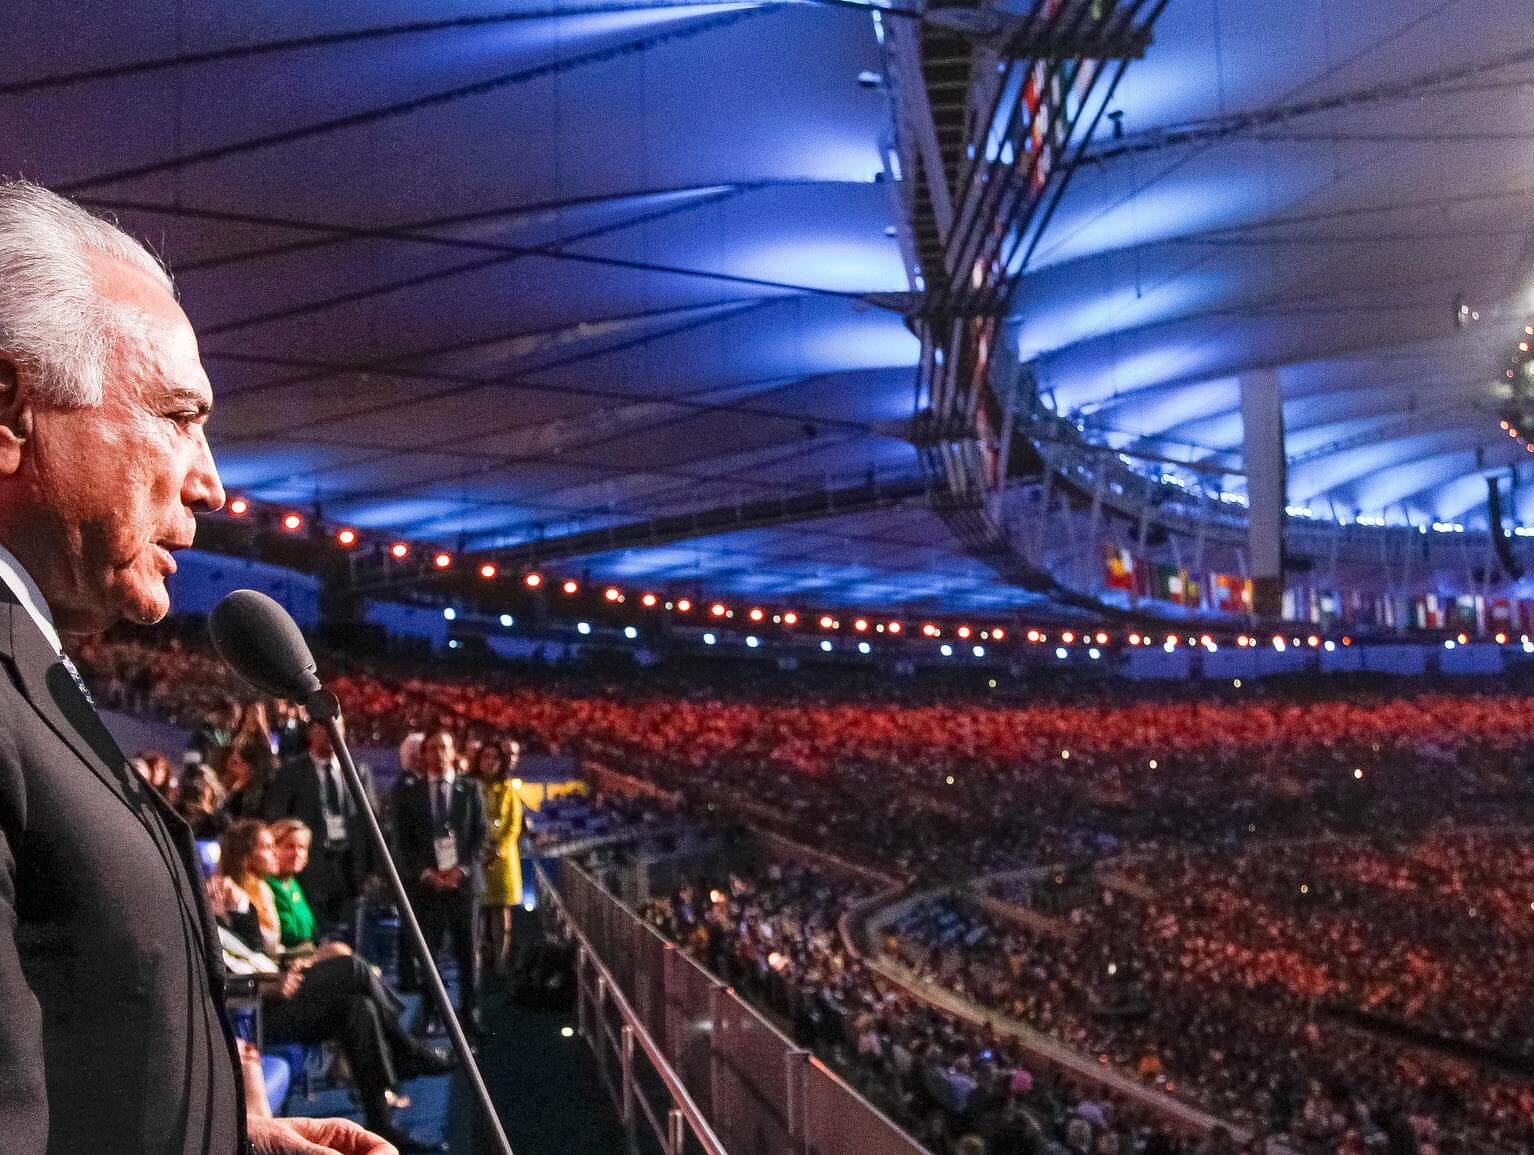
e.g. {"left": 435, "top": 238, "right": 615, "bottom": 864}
{"left": 888, "top": 880, "right": 1527, "bottom": 1154}
{"left": 1111, "top": 832, "right": 1534, "bottom": 1055}
{"left": 75, "top": 628, "right": 1534, "bottom": 1154}
{"left": 639, "top": 858, "right": 1212, "bottom": 1155}
{"left": 82, "top": 631, "right": 1534, "bottom": 877}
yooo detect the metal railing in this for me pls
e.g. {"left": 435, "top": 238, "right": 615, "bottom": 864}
{"left": 536, "top": 862, "right": 728, "bottom": 1155}
{"left": 538, "top": 860, "right": 931, "bottom": 1155}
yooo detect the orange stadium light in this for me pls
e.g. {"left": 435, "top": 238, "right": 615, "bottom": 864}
{"left": 958, "top": 625, "right": 972, "bottom": 639}
{"left": 641, "top": 592, "right": 657, "bottom": 608}
{"left": 1060, "top": 631, "right": 1074, "bottom": 644}
{"left": 281, "top": 512, "right": 303, "bottom": 532}
{"left": 562, "top": 580, "right": 578, "bottom": 595}
{"left": 604, "top": 587, "right": 622, "bottom": 602}
{"left": 853, "top": 618, "right": 868, "bottom": 632}
{"left": 389, "top": 542, "right": 409, "bottom": 559}
{"left": 990, "top": 626, "right": 1004, "bottom": 640}
{"left": 524, "top": 572, "right": 541, "bottom": 587}
{"left": 922, "top": 623, "right": 939, "bottom": 637}
{"left": 228, "top": 497, "right": 249, "bottom": 516}
{"left": 749, "top": 607, "right": 764, "bottom": 622}
{"left": 819, "top": 615, "right": 835, "bottom": 629}
{"left": 1128, "top": 632, "right": 1140, "bottom": 645}
{"left": 479, "top": 563, "right": 498, "bottom": 580}
{"left": 676, "top": 598, "right": 692, "bottom": 612}
{"left": 335, "top": 528, "right": 358, "bottom": 547}
{"left": 433, "top": 552, "right": 453, "bottom": 569}
{"left": 710, "top": 602, "right": 727, "bottom": 617}
{"left": 888, "top": 621, "right": 902, "bottom": 634}
{"left": 783, "top": 611, "right": 798, "bottom": 626}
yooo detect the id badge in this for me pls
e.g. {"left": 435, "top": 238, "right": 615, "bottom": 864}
{"left": 325, "top": 814, "right": 348, "bottom": 845}
{"left": 433, "top": 834, "right": 459, "bottom": 872}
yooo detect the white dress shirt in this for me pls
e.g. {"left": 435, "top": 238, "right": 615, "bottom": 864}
{"left": 0, "top": 541, "right": 62, "bottom": 655}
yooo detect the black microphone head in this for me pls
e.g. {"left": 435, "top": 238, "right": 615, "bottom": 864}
{"left": 209, "top": 589, "right": 322, "bottom": 701}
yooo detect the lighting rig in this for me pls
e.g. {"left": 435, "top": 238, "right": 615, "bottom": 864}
{"left": 199, "top": 493, "right": 1529, "bottom": 655}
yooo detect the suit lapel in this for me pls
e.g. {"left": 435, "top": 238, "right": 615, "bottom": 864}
{"left": 0, "top": 594, "right": 220, "bottom": 974}
{"left": 0, "top": 596, "right": 137, "bottom": 810}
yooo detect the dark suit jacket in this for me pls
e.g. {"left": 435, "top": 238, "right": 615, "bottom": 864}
{"left": 0, "top": 587, "right": 245, "bottom": 1153}
{"left": 391, "top": 775, "right": 487, "bottom": 896}
{"left": 261, "top": 753, "right": 379, "bottom": 876}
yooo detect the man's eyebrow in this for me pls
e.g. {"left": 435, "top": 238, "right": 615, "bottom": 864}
{"left": 162, "top": 388, "right": 214, "bottom": 415}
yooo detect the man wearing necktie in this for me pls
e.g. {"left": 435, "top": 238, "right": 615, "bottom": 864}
{"left": 262, "top": 719, "right": 380, "bottom": 934}
{"left": 391, "top": 731, "right": 486, "bottom": 1035}
{"left": 0, "top": 179, "right": 391, "bottom": 1153}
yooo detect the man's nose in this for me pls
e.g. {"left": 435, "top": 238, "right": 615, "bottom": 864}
{"left": 185, "top": 425, "right": 225, "bottom": 513}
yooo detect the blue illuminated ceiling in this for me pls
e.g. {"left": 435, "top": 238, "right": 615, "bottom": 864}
{"left": 1026, "top": 0, "right": 1534, "bottom": 529}
{"left": 1, "top": 1, "right": 1525, "bottom": 607}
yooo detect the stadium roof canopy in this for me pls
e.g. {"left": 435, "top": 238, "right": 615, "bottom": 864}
{"left": 2, "top": 0, "right": 1529, "bottom": 610}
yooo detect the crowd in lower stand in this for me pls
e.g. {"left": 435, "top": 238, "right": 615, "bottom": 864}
{"left": 639, "top": 857, "right": 1220, "bottom": 1155}
{"left": 887, "top": 875, "right": 1530, "bottom": 1154}
{"left": 74, "top": 628, "right": 1534, "bottom": 1154}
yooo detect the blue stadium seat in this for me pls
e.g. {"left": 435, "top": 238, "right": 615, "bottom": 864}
{"left": 260, "top": 1054, "right": 291, "bottom": 1113}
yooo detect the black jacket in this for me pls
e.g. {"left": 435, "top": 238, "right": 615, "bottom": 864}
{"left": 391, "top": 775, "right": 488, "bottom": 895}
{"left": 261, "top": 752, "right": 379, "bottom": 871}
{"left": 0, "top": 586, "right": 245, "bottom": 1153}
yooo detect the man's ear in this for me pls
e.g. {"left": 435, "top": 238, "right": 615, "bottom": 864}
{"left": 0, "top": 354, "right": 33, "bottom": 476}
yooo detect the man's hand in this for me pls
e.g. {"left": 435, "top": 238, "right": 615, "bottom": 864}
{"left": 248, "top": 1115, "right": 397, "bottom": 1155}
{"left": 279, "top": 968, "right": 306, "bottom": 999}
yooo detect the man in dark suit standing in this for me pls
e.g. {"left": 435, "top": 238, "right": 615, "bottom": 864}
{"left": 392, "top": 731, "right": 486, "bottom": 1033}
{"left": 262, "top": 718, "right": 380, "bottom": 933}
{"left": 0, "top": 180, "right": 391, "bottom": 1154}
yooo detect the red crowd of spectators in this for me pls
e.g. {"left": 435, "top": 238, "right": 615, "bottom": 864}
{"left": 889, "top": 836, "right": 1534, "bottom": 1155}
{"left": 74, "top": 631, "right": 1534, "bottom": 1153}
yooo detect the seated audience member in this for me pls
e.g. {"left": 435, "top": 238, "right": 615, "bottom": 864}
{"left": 212, "top": 820, "right": 456, "bottom": 1153}
{"left": 223, "top": 734, "right": 277, "bottom": 820}
{"left": 176, "top": 764, "right": 230, "bottom": 840}
{"left": 267, "top": 818, "right": 338, "bottom": 954}
{"left": 189, "top": 696, "right": 239, "bottom": 766}
{"left": 132, "top": 747, "right": 177, "bottom": 803}
{"left": 273, "top": 698, "right": 309, "bottom": 761}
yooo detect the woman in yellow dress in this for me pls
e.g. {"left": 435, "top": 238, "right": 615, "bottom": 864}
{"left": 477, "top": 738, "right": 524, "bottom": 977}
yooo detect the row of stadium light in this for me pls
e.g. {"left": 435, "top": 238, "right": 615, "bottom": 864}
{"left": 222, "top": 496, "right": 1534, "bottom": 650}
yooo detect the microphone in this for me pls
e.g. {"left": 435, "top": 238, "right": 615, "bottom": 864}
{"left": 209, "top": 590, "right": 516, "bottom": 1155}
{"left": 209, "top": 589, "right": 321, "bottom": 701}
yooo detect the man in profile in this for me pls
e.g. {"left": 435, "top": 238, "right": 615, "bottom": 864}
{"left": 0, "top": 180, "right": 393, "bottom": 1154}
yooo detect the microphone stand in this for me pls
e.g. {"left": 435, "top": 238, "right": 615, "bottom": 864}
{"left": 306, "top": 690, "right": 515, "bottom": 1155}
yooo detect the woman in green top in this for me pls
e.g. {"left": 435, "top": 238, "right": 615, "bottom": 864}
{"left": 268, "top": 818, "right": 338, "bottom": 954}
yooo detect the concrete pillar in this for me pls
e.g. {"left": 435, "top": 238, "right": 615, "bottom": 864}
{"left": 1240, "top": 368, "right": 1286, "bottom": 618}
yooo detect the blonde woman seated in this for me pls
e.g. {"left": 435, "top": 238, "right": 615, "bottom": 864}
{"left": 266, "top": 818, "right": 350, "bottom": 956}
